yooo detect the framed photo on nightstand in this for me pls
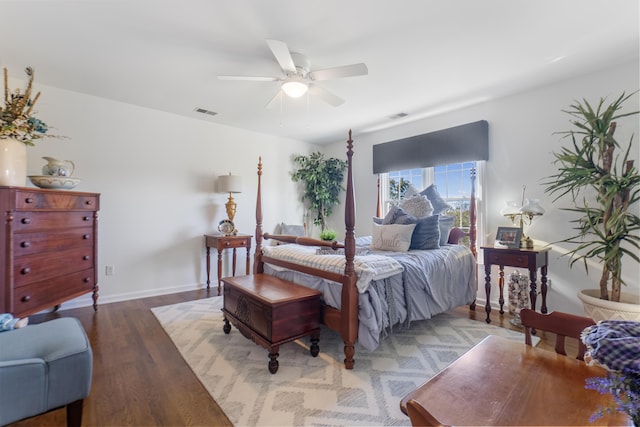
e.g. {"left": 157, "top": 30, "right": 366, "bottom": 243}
{"left": 495, "top": 226, "right": 522, "bottom": 248}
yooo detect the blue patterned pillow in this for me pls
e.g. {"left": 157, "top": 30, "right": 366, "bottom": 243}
{"left": 420, "top": 184, "right": 453, "bottom": 215}
{"left": 438, "top": 215, "right": 456, "bottom": 246}
{"left": 383, "top": 206, "right": 440, "bottom": 250}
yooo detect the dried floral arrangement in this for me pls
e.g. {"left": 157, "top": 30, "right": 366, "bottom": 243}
{"left": 1, "top": 67, "right": 54, "bottom": 145}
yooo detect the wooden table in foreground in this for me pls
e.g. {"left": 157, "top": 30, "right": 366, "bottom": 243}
{"left": 400, "top": 335, "right": 628, "bottom": 426}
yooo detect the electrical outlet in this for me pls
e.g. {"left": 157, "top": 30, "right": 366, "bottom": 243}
{"left": 105, "top": 265, "right": 114, "bottom": 276}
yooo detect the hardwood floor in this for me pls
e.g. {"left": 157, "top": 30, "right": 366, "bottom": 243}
{"left": 8, "top": 290, "right": 575, "bottom": 427}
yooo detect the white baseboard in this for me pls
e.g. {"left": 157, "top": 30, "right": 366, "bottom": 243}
{"left": 43, "top": 282, "right": 207, "bottom": 314}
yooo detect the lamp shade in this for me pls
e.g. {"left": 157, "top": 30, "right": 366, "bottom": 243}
{"left": 521, "top": 198, "right": 545, "bottom": 215}
{"left": 500, "top": 200, "right": 521, "bottom": 216}
{"left": 218, "top": 174, "right": 242, "bottom": 193}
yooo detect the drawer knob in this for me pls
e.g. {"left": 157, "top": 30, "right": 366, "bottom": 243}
{"left": 25, "top": 197, "right": 34, "bottom": 204}
{"left": 83, "top": 277, "right": 91, "bottom": 283}
{"left": 83, "top": 216, "right": 91, "bottom": 221}
{"left": 83, "top": 234, "right": 90, "bottom": 240}
{"left": 21, "top": 295, "right": 31, "bottom": 302}
{"left": 85, "top": 200, "right": 93, "bottom": 206}
{"left": 20, "top": 241, "right": 31, "bottom": 248}
{"left": 21, "top": 218, "right": 31, "bottom": 224}
{"left": 83, "top": 255, "right": 90, "bottom": 260}
{"left": 21, "top": 267, "right": 31, "bottom": 275}
{"left": 224, "top": 242, "right": 230, "bottom": 246}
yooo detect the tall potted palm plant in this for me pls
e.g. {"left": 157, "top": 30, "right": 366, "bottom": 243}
{"left": 544, "top": 92, "right": 640, "bottom": 320}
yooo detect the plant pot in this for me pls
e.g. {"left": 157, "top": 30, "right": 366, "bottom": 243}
{"left": 578, "top": 289, "right": 640, "bottom": 322}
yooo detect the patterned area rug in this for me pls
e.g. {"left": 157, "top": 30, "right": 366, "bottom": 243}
{"left": 152, "top": 297, "right": 531, "bottom": 426}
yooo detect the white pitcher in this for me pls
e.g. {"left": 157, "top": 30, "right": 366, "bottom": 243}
{"left": 41, "top": 157, "right": 75, "bottom": 177}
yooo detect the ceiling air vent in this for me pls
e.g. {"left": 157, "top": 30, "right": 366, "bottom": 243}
{"left": 194, "top": 107, "right": 218, "bottom": 116}
{"left": 389, "top": 112, "right": 409, "bottom": 120}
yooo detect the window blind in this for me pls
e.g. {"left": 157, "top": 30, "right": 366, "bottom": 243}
{"left": 372, "top": 120, "right": 489, "bottom": 174}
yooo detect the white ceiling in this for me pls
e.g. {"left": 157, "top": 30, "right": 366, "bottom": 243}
{"left": 1, "top": 0, "right": 638, "bottom": 145}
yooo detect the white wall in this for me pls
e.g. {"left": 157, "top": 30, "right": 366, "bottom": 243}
{"left": 22, "top": 84, "right": 316, "bottom": 308}
{"left": 325, "top": 60, "right": 640, "bottom": 316}
{"left": 18, "top": 60, "right": 640, "bottom": 315}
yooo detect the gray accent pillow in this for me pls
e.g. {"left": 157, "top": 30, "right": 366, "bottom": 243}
{"left": 438, "top": 215, "right": 456, "bottom": 246}
{"left": 420, "top": 184, "right": 453, "bottom": 215}
{"left": 281, "top": 223, "right": 305, "bottom": 236}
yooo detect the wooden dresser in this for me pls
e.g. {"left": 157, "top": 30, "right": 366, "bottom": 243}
{"left": 0, "top": 186, "right": 100, "bottom": 317}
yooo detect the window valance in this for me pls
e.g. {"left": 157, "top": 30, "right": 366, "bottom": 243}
{"left": 372, "top": 120, "right": 489, "bottom": 174}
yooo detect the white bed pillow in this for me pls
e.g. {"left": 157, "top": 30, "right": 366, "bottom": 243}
{"left": 400, "top": 195, "right": 434, "bottom": 218}
{"left": 371, "top": 223, "right": 416, "bottom": 252}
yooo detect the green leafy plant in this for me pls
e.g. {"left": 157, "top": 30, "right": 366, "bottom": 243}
{"left": 319, "top": 229, "right": 337, "bottom": 241}
{"left": 543, "top": 92, "right": 640, "bottom": 302}
{"left": 292, "top": 152, "right": 347, "bottom": 231}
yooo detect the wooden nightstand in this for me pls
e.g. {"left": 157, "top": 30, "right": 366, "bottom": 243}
{"left": 204, "top": 234, "right": 251, "bottom": 295}
{"left": 481, "top": 245, "right": 550, "bottom": 324}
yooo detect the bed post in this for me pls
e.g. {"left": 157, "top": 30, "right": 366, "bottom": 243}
{"left": 342, "top": 130, "right": 357, "bottom": 369}
{"left": 469, "top": 167, "right": 477, "bottom": 311}
{"left": 469, "top": 168, "right": 477, "bottom": 258}
{"left": 254, "top": 157, "right": 264, "bottom": 274}
{"left": 376, "top": 175, "right": 382, "bottom": 218}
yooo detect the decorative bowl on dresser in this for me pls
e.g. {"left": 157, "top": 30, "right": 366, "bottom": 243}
{"left": 0, "top": 186, "right": 100, "bottom": 317}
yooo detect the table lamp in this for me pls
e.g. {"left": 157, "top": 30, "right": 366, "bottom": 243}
{"left": 500, "top": 186, "right": 544, "bottom": 248}
{"left": 218, "top": 173, "right": 242, "bottom": 222}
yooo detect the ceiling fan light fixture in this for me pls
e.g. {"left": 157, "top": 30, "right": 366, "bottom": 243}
{"left": 281, "top": 78, "right": 308, "bottom": 98}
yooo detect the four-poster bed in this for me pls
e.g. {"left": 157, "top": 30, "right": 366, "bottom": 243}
{"left": 251, "top": 131, "right": 477, "bottom": 369}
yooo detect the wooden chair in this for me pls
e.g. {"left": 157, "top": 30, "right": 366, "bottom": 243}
{"left": 520, "top": 308, "right": 595, "bottom": 360}
{"left": 406, "top": 399, "right": 450, "bottom": 427}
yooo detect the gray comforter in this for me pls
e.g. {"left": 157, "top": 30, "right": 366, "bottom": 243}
{"left": 263, "top": 238, "right": 477, "bottom": 351}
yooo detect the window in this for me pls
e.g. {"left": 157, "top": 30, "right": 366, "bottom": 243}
{"left": 381, "top": 161, "right": 484, "bottom": 246}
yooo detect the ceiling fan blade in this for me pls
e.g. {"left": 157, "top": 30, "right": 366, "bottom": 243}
{"left": 217, "top": 75, "right": 279, "bottom": 81}
{"left": 309, "top": 84, "right": 344, "bottom": 107}
{"left": 265, "top": 89, "right": 283, "bottom": 109}
{"left": 310, "top": 63, "right": 368, "bottom": 81}
{"left": 266, "top": 39, "right": 297, "bottom": 73}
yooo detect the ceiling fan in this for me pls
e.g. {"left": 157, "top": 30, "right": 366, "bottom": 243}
{"left": 218, "top": 39, "right": 368, "bottom": 108}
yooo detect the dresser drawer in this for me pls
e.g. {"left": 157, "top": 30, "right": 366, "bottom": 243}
{"left": 11, "top": 211, "right": 94, "bottom": 232}
{"left": 13, "top": 227, "right": 94, "bottom": 257}
{"left": 12, "top": 269, "right": 95, "bottom": 317}
{"left": 14, "top": 247, "right": 95, "bottom": 287}
{"left": 14, "top": 190, "right": 98, "bottom": 211}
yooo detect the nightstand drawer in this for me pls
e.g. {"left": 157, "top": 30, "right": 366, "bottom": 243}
{"left": 220, "top": 237, "right": 252, "bottom": 249}
{"left": 488, "top": 253, "right": 529, "bottom": 267}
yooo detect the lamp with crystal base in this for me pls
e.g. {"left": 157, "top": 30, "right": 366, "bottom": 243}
{"left": 218, "top": 173, "right": 242, "bottom": 222}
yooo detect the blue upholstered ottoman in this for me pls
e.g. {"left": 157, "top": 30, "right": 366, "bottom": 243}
{"left": 0, "top": 317, "right": 93, "bottom": 426}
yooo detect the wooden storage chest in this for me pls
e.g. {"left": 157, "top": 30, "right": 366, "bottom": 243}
{"left": 222, "top": 273, "right": 321, "bottom": 373}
